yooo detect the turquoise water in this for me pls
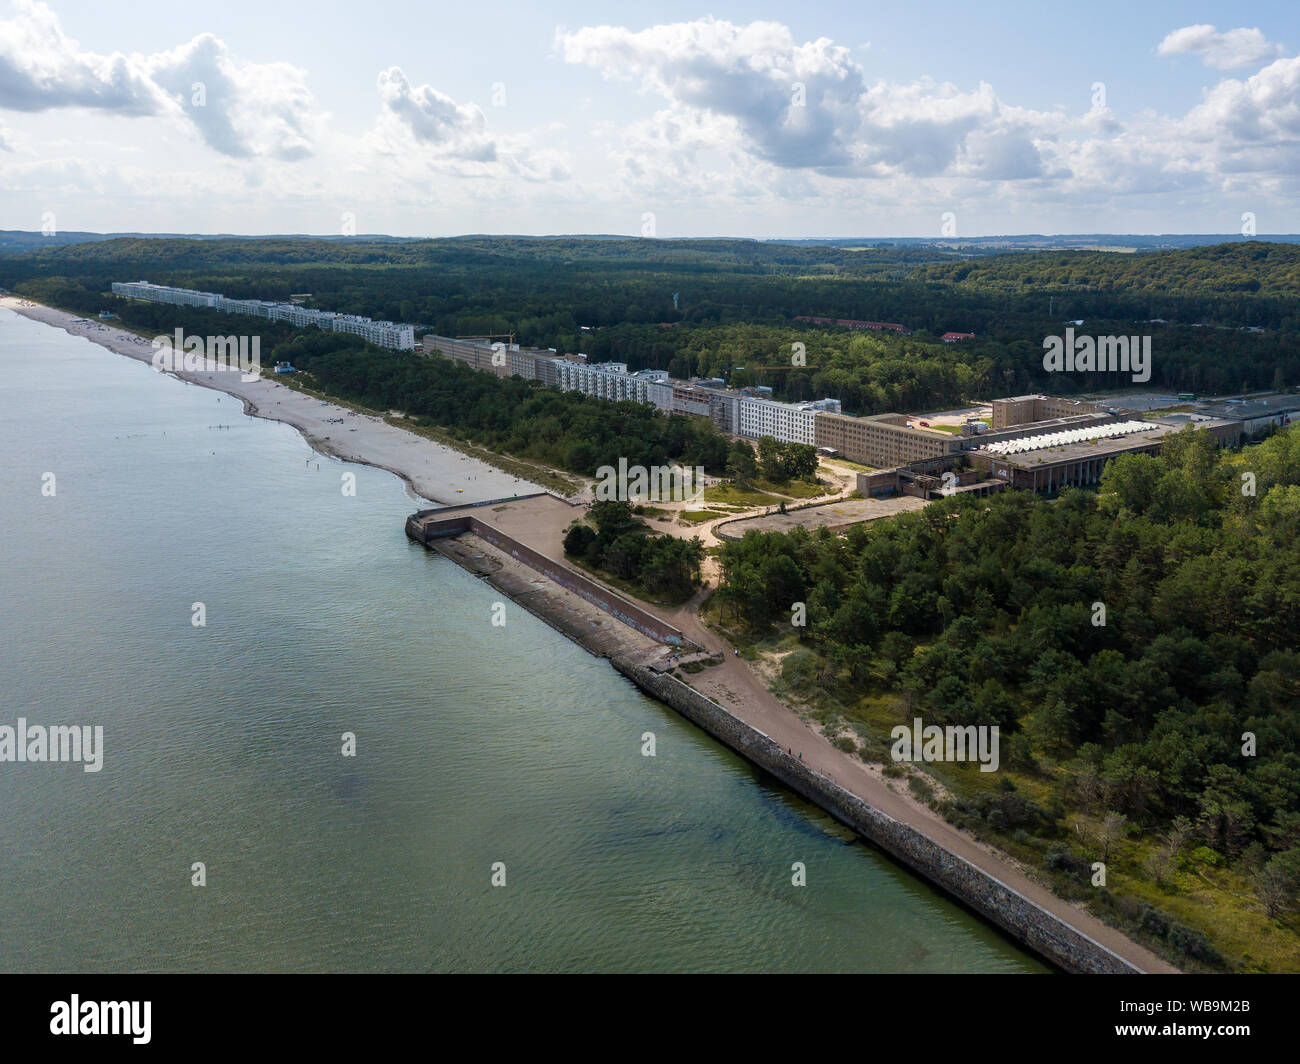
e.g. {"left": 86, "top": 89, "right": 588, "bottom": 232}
{"left": 0, "top": 308, "right": 1044, "bottom": 972}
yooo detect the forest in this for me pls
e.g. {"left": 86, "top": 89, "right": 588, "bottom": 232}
{"left": 714, "top": 425, "right": 1300, "bottom": 969}
{"left": 3, "top": 236, "right": 1298, "bottom": 414}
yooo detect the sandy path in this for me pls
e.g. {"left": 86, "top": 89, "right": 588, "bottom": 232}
{"left": 2, "top": 297, "right": 543, "bottom": 506}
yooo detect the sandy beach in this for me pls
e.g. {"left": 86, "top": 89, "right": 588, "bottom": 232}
{"left": 1, "top": 295, "right": 543, "bottom": 506}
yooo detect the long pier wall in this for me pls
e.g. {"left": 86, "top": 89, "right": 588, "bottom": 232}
{"left": 406, "top": 499, "right": 693, "bottom": 647}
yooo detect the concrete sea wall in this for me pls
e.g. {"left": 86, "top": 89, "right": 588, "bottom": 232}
{"left": 610, "top": 658, "right": 1142, "bottom": 975}
{"left": 406, "top": 498, "right": 694, "bottom": 647}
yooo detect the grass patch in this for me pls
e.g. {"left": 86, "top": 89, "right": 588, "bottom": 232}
{"left": 757, "top": 477, "right": 826, "bottom": 499}
{"left": 702, "top": 482, "right": 778, "bottom": 507}
{"left": 679, "top": 509, "right": 725, "bottom": 524}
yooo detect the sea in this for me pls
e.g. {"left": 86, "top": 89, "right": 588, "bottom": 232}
{"left": 0, "top": 307, "right": 1044, "bottom": 973}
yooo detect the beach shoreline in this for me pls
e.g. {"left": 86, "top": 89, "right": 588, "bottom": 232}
{"left": 0, "top": 295, "right": 544, "bottom": 507}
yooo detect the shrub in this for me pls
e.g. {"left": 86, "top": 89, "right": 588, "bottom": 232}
{"left": 908, "top": 775, "right": 934, "bottom": 801}
{"left": 1191, "top": 845, "right": 1225, "bottom": 868}
{"left": 1044, "top": 846, "right": 1092, "bottom": 882}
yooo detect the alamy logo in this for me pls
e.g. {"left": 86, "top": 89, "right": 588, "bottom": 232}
{"left": 890, "top": 718, "right": 1000, "bottom": 773}
{"left": 0, "top": 718, "right": 103, "bottom": 772}
{"left": 50, "top": 996, "right": 150, "bottom": 1044}
{"left": 1042, "top": 327, "right": 1150, "bottom": 383}
{"left": 151, "top": 328, "right": 261, "bottom": 377}
{"left": 594, "top": 458, "right": 705, "bottom": 504}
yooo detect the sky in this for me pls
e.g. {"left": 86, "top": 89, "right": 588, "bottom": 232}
{"left": 1, "top": 0, "right": 1298, "bottom": 238}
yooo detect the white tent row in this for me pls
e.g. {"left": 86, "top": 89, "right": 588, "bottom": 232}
{"left": 983, "top": 420, "right": 1151, "bottom": 456}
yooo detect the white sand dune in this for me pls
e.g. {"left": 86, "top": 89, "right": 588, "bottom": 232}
{"left": 2, "top": 296, "right": 546, "bottom": 506}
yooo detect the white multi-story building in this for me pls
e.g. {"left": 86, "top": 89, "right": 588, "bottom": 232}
{"left": 330, "top": 315, "right": 415, "bottom": 350}
{"left": 737, "top": 397, "right": 819, "bottom": 445}
{"left": 112, "top": 281, "right": 222, "bottom": 308}
{"left": 552, "top": 360, "right": 655, "bottom": 403}
{"left": 272, "top": 304, "right": 338, "bottom": 331}
{"left": 645, "top": 379, "right": 675, "bottom": 415}
{"left": 113, "top": 280, "right": 416, "bottom": 351}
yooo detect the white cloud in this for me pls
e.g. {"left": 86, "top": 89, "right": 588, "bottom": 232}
{"left": 558, "top": 18, "right": 867, "bottom": 170}
{"left": 1184, "top": 55, "right": 1300, "bottom": 141}
{"left": 144, "top": 34, "right": 323, "bottom": 160}
{"left": 557, "top": 18, "right": 1050, "bottom": 181}
{"left": 0, "top": 2, "right": 323, "bottom": 159}
{"left": 555, "top": 15, "right": 1300, "bottom": 219}
{"left": 374, "top": 66, "right": 497, "bottom": 163}
{"left": 1175, "top": 55, "right": 1300, "bottom": 187}
{"left": 366, "top": 67, "right": 570, "bottom": 184}
{"left": 0, "top": 0, "right": 164, "bottom": 114}
{"left": 3, "top": 9, "right": 1300, "bottom": 235}
{"left": 1157, "top": 24, "right": 1284, "bottom": 71}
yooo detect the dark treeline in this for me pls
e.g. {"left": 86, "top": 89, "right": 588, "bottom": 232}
{"left": 918, "top": 241, "right": 1300, "bottom": 299}
{"left": 4, "top": 237, "right": 1298, "bottom": 414}
{"left": 716, "top": 426, "right": 1300, "bottom": 968}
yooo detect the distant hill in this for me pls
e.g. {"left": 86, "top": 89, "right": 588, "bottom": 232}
{"left": 772, "top": 234, "right": 1300, "bottom": 253}
{"left": 914, "top": 241, "right": 1300, "bottom": 298}
{"left": 5, "top": 229, "right": 1297, "bottom": 255}
{"left": 0, "top": 234, "right": 956, "bottom": 273}
{"left": 0, "top": 231, "right": 428, "bottom": 252}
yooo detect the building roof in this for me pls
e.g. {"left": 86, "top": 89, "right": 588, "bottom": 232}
{"left": 978, "top": 417, "right": 1238, "bottom": 468}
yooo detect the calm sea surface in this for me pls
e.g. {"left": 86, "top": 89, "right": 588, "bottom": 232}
{"left": 0, "top": 308, "right": 1044, "bottom": 972}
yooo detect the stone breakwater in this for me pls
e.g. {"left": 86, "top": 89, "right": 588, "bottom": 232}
{"left": 610, "top": 659, "right": 1141, "bottom": 974}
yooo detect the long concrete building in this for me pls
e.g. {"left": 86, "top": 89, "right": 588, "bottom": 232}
{"left": 112, "top": 280, "right": 416, "bottom": 350}
{"left": 421, "top": 332, "right": 1141, "bottom": 470}
{"left": 420, "top": 333, "right": 852, "bottom": 451}
{"left": 816, "top": 411, "right": 965, "bottom": 466}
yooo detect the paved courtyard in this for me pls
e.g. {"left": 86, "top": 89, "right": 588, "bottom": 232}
{"left": 716, "top": 494, "right": 927, "bottom": 537}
